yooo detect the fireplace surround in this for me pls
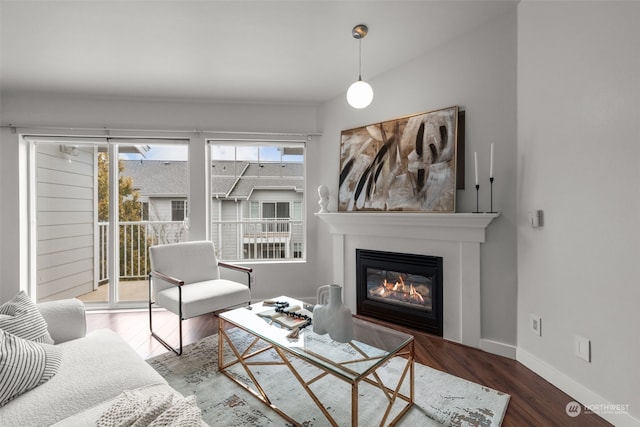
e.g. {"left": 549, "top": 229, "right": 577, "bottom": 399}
{"left": 316, "top": 211, "right": 498, "bottom": 349}
{"left": 356, "top": 249, "right": 443, "bottom": 336}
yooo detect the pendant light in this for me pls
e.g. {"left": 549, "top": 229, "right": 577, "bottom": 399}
{"left": 347, "top": 24, "right": 373, "bottom": 109}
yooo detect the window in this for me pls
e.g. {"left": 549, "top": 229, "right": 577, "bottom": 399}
{"left": 263, "top": 202, "right": 290, "bottom": 232}
{"left": 209, "top": 141, "right": 305, "bottom": 261}
{"left": 293, "top": 242, "right": 303, "bottom": 259}
{"left": 171, "top": 200, "right": 187, "bottom": 221}
{"left": 141, "top": 202, "right": 149, "bottom": 221}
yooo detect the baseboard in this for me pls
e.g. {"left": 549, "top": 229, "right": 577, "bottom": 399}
{"left": 517, "top": 347, "right": 640, "bottom": 427}
{"left": 480, "top": 338, "right": 516, "bottom": 359}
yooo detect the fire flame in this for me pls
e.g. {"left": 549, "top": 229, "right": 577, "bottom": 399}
{"left": 371, "top": 276, "right": 425, "bottom": 304}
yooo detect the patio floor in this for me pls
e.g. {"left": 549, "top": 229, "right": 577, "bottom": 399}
{"left": 77, "top": 279, "right": 148, "bottom": 303}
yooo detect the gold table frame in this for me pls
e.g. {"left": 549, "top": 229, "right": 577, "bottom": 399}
{"left": 218, "top": 304, "right": 414, "bottom": 427}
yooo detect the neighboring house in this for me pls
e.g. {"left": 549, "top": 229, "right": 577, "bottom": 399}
{"left": 123, "top": 160, "right": 189, "bottom": 222}
{"left": 123, "top": 160, "right": 304, "bottom": 260}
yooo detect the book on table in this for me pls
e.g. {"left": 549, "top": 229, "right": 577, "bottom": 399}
{"left": 256, "top": 305, "right": 312, "bottom": 330}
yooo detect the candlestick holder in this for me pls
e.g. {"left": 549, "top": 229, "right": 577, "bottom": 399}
{"left": 489, "top": 177, "right": 496, "bottom": 213}
{"left": 473, "top": 184, "right": 480, "bottom": 213}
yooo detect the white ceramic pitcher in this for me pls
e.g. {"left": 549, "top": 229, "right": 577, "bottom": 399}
{"left": 312, "top": 284, "right": 354, "bottom": 343}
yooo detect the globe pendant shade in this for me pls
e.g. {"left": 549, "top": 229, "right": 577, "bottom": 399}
{"left": 346, "top": 80, "right": 373, "bottom": 109}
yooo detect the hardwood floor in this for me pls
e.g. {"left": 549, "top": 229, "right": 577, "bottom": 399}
{"left": 86, "top": 310, "right": 612, "bottom": 427}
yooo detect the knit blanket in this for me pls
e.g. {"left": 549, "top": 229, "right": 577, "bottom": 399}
{"left": 96, "top": 390, "right": 202, "bottom": 427}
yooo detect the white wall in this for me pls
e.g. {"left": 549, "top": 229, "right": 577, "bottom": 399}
{"left": 0, "top": 126, "right": 24, "bottom": 304}
{"left": 1, "top": 93, "right": 318, "bottom": 133}
{"left": 0, "top": 127, "right": 6, "bottom": 303}
{"left": 517, "top": 2, "right": 640, "bottom": 424}
{"left": 315, "top": 10, "right": 518, "bottom": 349}
{"left": 0, "top": 94, "right": 321, "bottom": 303}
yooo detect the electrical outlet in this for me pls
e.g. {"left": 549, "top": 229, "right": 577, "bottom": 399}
{"left": 530, "top": 314, "right": 542, "bottom": 336}
{"left": 575, "top": 335, "right": 591, "bottom": 362}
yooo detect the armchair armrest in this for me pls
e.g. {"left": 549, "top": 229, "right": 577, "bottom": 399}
{"left": 150, "top": 270, "right": 185, "bottom": 287}
{"left": 37, "top": 298, "right": 86, "bottom": 344}
{"left": 218, "top": 262, "right": 253, "bottom": 288}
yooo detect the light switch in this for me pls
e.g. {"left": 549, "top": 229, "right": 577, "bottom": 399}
{"left": 528, "top": 210, "right": 543, "bottom": 228}
{"left": 575, "top": 335, "right": 591, "bottom": 362}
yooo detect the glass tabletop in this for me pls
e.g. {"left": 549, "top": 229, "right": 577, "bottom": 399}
{"left": 219, "top": 296, "right": 414, "bottom": 381}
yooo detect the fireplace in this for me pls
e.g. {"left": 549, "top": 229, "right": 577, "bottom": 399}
{"left": 356, "top": 249, "right": 443, "bottom": 336}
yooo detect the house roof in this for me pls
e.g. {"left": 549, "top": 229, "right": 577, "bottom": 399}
{"left": 123, "top": 160, "right": 188, "bottom": 197}
{"left": 123, "top": 160, "right": 303, "bottom": 199}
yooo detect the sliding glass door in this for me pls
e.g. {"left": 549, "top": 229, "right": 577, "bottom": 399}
{"left": 31, "top": 138, "right": 188, "bottom": 307}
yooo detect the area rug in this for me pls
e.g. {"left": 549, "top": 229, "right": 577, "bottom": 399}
{"left": 147, "top": 332, "right": 509, "bottom": 426}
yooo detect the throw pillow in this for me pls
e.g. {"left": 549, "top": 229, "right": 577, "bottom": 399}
{"left": 0, "top": 329, "right": 63, "bottom": 406}
{"left": 0, "top": 291, "right": 54, "bottom": 344}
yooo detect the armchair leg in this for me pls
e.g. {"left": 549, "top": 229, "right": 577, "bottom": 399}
{"left": 151, "top": 329, "right": 183, "bottom": 356}
{"left": 149, "top": 275, "right": 183, "bottom": 356}
{"left": 150, "top": 309, "right": 183, "bottom": 356}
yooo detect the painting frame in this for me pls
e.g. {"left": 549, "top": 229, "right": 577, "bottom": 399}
{"left": 338, "top": 106, "right": 458, "bottom": 212}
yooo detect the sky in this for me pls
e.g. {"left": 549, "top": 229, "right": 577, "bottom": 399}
{"left": 120, "top": 144, "right": 301, "bottom": 162}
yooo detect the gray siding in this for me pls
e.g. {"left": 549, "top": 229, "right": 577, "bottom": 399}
{"left": 148, "top": 198, "right": 172, "bottom": 221}
{"left": 36, "top": 144, "right": 96, "bottom": 302}
{"left": 250, "top": 189, "right": 302, "bottom": 202}
{"left": 218, "top": 201, "right": 241, "bottom": 259}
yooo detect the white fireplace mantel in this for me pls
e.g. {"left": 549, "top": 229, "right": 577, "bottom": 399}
{"left": 315, "top": 212, "right": 498, "bottom": 243}
{"left": 315, "top": 211, "right": 499, "bottom": 349}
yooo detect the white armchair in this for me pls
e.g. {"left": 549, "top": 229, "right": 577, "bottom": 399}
{"left": 148, "top": 240, "right": 252, "bottom": 355}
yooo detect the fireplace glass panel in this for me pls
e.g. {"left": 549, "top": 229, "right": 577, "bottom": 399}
{"left": 366, "top": 268, "right": 433, "bottom": 312}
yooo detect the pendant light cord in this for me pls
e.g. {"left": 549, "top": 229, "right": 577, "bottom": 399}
{"left": 358, "top": 38, "right": 363, "bottom": 81}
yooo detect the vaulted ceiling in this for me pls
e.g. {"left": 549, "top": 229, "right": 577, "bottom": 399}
{"left": 0, "top": 0, "right": 518, "bottom": 104}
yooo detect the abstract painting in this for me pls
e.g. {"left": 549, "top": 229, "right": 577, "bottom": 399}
{"left": 339, "top": 106, "right": 458, "bottom": 212}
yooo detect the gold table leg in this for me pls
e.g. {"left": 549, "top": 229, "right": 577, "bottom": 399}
{"left": 218, "top": 321, "right": 414, "bottom": 427}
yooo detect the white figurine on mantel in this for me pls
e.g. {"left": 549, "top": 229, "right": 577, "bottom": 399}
{"left": 318, "top": 185, "right": 329, "bottom": 213}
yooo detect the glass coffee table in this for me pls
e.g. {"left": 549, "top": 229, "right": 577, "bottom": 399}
{"left": 218, "top": 296, "right": 414, "bottom": 427}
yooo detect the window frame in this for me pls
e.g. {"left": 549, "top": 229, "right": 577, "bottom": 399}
{"left": 171, "top": 200, "right": 187, "bottom": 222}
{"left": 208, "top": 138, "right": 306, "bottom": 263}
{"left": 141, "top": 201, "right": 149, "bottom": 221}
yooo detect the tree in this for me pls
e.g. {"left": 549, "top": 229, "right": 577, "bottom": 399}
{"left": 97, "top": 153, "right": 142, "bottom": 222}
{"left": 97, "top": 153, "right": 148, "bottom": 279}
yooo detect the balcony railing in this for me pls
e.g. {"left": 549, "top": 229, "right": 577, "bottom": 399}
{"left": 98, "top": 217, "right": 304, "bottom": 282}
{"left": 98, "top": 221, "right": 187, "bottom": 283}
{"left": 212, "top": 218, "right": 304, "bottom": 261}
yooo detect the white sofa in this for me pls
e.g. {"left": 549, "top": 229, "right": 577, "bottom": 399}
{"left": 0, "top": 298, "right": 202, "bottom": 426}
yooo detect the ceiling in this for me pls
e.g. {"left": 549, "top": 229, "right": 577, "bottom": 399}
{"left": 0, "top": 0, "right": 517, "bottom": 105}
